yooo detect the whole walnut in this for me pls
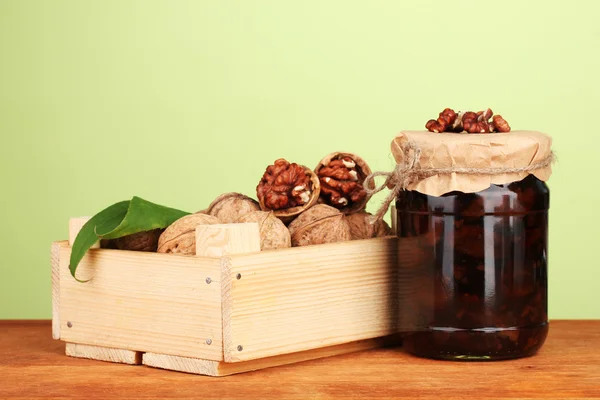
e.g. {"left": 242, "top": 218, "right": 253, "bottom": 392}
{"left": 110, "top": 229, "right": 164, "bottom": 252}
{"left": 157, "top": 214, "right": 221, "bottom": 255}
{"left": 345, "top": 211, "right": 390, "bottom": 240}
{"left": 206, "top": 192, "right": 260, "bottom": 223}
{"left": 237, "top": 211, "right": 291, "bottom": 250}
{"left": 287, "top": 204, "right": 351, "bottom": 247}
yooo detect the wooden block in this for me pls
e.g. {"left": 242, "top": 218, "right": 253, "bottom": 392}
{"left": 58, "top": 247, "right": 223, "bottom": 361}
{"left": 66, "top": 343, "right": 142, "bottom": 365}
{"left": 69, "top": 217, "right": 100, "bottom": 248}
{"left": 222, "top": 236, "right": 399, "bottom": 362}
{"left": 143, "top": 336, "right": 396, "bottom": 376}
{"left": 143, "top": 353, "right": 219, "bottom": 376}
{"left": 195, "top": 223, "right": 261, "bottom": 258}
{"left": 51, "top": 241, "right": 68, "bottom": 340}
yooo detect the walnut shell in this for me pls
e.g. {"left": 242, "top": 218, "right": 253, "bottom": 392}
{"left": 345, "top": 211, "right": 390, "bottom": 240}
{"left": 314, "top": 152, "right": 373, "bottom": 214}
{"left": 110, "top": 229, "right": 164, "bottom": 252}
{"left": 257, "top": 159, "right": 321, "bottom": 224}
{"left": 157, "top": 214, "right": 221, "bottom": 255}
{"left": 237, "top": 211, "right": 291, "bottom": 250}
{"left": 287, "top": 204, "right": 351, "bottom": 247}
{"left": 206, "top": 192, "right": 260, "bottom": 223}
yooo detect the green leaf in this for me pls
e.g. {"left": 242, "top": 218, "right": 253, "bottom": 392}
{"left": 69, "top": 197, "right": 190, "bottom": 281}
{"left": 99, "top": 196, "right": 190, "bottom": 239}
{"left": 69, "top": 201, "right": 129, "bottom": 282}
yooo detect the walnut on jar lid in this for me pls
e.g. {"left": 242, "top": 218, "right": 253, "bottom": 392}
{"left": 314, "top": 152, "right": 373, "bottom": 214}
{"left": 256, "top": 158, "right": 320, "bottom": 223}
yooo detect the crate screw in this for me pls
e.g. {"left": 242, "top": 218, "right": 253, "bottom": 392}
{"left": 67, "top": 321, "right": 73, "bottom": 328}
{"left": 206, "top": 339, "right": 212, "bottom": 345}
{"left": 205, "top": 277, "right": 212, "bottom": 284}
{"left": 236, "top": 273, "right": 242, "bottom": 280}
{"left": 237, "top": 345, "right": 243, "bottom": 351}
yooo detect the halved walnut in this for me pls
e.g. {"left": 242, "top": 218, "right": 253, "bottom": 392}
{"left": 315, "top": 152, "right": 373, "bottom": 214}
{"left": 256, "top": 158, "right": 320, "bottom": 223}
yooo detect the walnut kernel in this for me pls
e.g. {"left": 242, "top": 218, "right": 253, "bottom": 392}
{"left": 256, "top": 158, "right": 320, "bottom": 222}
{"left": 315, "top": 152, "right": 373, "bottom": 214}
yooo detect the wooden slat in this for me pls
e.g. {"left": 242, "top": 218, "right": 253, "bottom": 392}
{"left": 222, "top": 236, "right": 399, "bottom": 362}
{"left": 59, "top": 247, "right": 223, "bottom": 360}
{"left": 66, "top": 343, "right": 141, "bottom": 365}
{"left": 51, "top": 241, "right": 68, "bottom": 340}
{"left": 143, "top": 353, "right": 220, "bottom": 376}
{"left": 143, "top": 336, "right": 395, "bottom": 376}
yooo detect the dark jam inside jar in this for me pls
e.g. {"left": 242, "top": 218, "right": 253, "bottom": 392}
{"left": 396, "top": 174, "right": 549, "bottom": 360}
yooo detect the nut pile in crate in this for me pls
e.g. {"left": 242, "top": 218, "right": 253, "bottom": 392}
{"left": 69, "top": 152, "right": 390, "bottom": 279}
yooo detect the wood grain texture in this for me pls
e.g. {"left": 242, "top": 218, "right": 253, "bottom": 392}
{"left": 143, "top": 336, "right": 396, "bottom": 376}
{"left": 50, "top": 241, "right": 67, "bottom": 340}
{"left": 143, "top": 352, "right": 220, "bottom": 376}
{"left": 195, "top": 223, "right": 261, "bottom": 258}
{"left": 195, "top": 223, "right": 262, "bottom": 365}
{"left": 141, "top": 223, "right": 263, "bottom": 375}
{"left": 66, "top": 343, "right": 141, "bottom": 365}
{"left": 1, "top": 320, "right": 599, "bottom": 399}
{"left": 68, "top": 217, "right": 99, "bottom": 248}
{"left": 223, "top": 237, "right": 398, "bottom": 362}
{"left": 58, "top": 247, "right": 223, "bottom": 360}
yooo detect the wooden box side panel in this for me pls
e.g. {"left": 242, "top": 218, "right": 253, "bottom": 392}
{"left": 223, "top": 237, "right": 399, "bottom": 362}
{"left": 51, "top": 241, "right": 68, "bottom": 340}
{"left": 58, "top": 247, "right": 223, "bottom": 361}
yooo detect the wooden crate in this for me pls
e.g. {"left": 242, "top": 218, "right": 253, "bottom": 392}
{"left": 51, "top": 218, "right": 399, "bottom": 376}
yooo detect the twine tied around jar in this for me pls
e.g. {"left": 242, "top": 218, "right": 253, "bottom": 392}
{"left": 364, "top": 141, "right": 556, "bottom": 223}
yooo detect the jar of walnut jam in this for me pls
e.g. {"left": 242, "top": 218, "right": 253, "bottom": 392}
{"left": 389, "top": 129, "right": 554, "bottom": 360}
{"left": 397, "top": 175, "right": 549, "bottom": 360}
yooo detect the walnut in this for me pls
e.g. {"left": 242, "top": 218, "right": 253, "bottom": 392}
{"left": 315, "top": 152, "right": 373, "bottom": 214}
{"left": 345, "top": 211, "right": 390, "bottom": 240}
{"left": 287, "top": 204, "right": 351, "bottom": 247}
{"left": 463, "top": 109, "right": 494, "bottom": 133}
{"left": 206, "top": 192, "right": 260, "bottom": 223}
{"left": 425, "top": 108, "right": 457, "bottom": 133}
{"left": 256, "top": 158, "right": 320, "bottom": 223}
{"left": 237, "top": 211, "right": 291, "bottom": 250}
{"left": 110, "top": 229, "right": 163, "bottom": 252}
{"left": 492, "top": 114, "right": 511, "bottom": 132}
{"left": 157, "top": 214, "right": 221, "bottom": 255}
{"left": 426, "top": 108, "right": 511, "bottom": 133}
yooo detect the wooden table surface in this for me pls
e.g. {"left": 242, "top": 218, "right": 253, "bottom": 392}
{"left": 1, "top": 320, "right": 599, "bottom": 400}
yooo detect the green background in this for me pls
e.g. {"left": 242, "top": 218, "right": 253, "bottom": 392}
{"left": 1, "top": 0, "right": 598, "bottom": 319}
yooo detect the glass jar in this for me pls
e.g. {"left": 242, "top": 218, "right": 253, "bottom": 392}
{"left": 396, "top": 174, "right": 549, "bottom": 360}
